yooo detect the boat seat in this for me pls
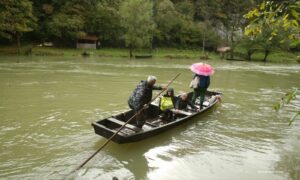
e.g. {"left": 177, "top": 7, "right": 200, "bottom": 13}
{"left": 145, "top": 122, "right": 158, "bottom": 127}
{"left": 107, "top": 117, "right": 141, "bottom": 132}
{"left": 170, "top": 109, "right": 192, "bottom": 116}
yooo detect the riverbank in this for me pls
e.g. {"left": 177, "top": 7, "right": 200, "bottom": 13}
{"left": 0, "top": 45, "right": 299, "bottom": 63}
{"left": 0, "top": 46, "right": 215, "bottom": 59}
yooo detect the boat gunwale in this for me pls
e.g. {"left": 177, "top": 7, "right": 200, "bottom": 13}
{"left": 92, "top": 91, "right": 221, "bottom": 142}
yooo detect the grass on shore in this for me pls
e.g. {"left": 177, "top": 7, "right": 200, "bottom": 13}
{"left": 0, "top": 45, "right": 298, "bottom": 63}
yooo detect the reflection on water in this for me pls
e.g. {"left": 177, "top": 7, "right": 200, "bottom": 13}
{"left": 275, "top": 122, "right": 300, "bottom": 180}
{"left": 0, "top": 56, "right": 299, "bottom": 179}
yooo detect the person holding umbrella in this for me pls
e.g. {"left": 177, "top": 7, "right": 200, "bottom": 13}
{"left": 190, "top": 63, "right": 214, "bottom": 109}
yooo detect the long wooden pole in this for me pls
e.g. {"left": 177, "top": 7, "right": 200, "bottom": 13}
{"left": 72, "top": 73, "right": 181, "bottom": 173}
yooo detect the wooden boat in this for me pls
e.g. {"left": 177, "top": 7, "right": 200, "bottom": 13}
{"left": 92, "top": 91, "right": 222, "bottom": 144}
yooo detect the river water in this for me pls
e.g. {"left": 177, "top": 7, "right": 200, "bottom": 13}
{"left": 0, "top": 56, "right": 299, "bottom": 180}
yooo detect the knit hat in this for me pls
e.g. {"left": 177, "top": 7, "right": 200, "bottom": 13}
{"left": 167, "top": 87, "right": 174, "bottom": 94}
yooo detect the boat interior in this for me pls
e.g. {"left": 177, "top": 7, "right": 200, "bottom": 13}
{"left": 95, "top": 92, "right": 218, "bottom": 135}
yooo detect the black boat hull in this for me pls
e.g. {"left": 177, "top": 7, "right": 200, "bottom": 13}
{"left": 92, "top": 91, "right": 221, "bottom": 144}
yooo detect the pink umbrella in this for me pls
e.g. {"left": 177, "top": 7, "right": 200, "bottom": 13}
{"left": 190, "top": 63, "right": 214, "bottom": 76}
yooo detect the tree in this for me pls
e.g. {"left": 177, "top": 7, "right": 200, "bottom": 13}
{"left": 120, "top": 0, "right": 155, "bottom": 58}
{"left": 29, "top": 1, "right": 56, "bottom": 43}
{"left": 238, "top": 37, "right": 260, "bottom": 60}
{"left": 154, "top": 0, "right": 205, "bottom": 48}
{"left": 194, "top": 0, "right": 223, "bottom": 54}
{"left": 85, "top": 3, "right": 123, "bottom": 46}
{"left": 46, "top": 0, "right": 87, "bottom": 44}
{"left": 240, "top": 27, "right": 291, "bottom": 61}
{"left": 0, "top": 0, "right": 36, "bottom": 53}
{"left": 175, "top": 0, "right": 195, "bottom": 20}
{"left": 244, "top": 1, "right": 300, "bottom": 61}
{"left": 175, "top": 1, "right": 209, "bottom": 49}
{"left": 154, "top": 0, "right": 179, "bottom": 46}
{"left": 219, "top": 0, "right": 256, "bottom": 59}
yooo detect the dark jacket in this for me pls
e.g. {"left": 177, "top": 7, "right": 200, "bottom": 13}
{"left": 194, "top": 74, "right": 210, "bottom": 89}
{"left": 175, "top": 98, "right": 197, "bottom": 110}
{"left": 128, "top": 80, "right": 162, "bottom": 110}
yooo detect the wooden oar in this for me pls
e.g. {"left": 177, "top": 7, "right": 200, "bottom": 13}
{"left": 70, "top": 73, "right": 181, "bottom": 174}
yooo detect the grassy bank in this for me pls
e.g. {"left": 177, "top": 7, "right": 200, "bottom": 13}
{"left": 0, "top": 45, "right": 298, "bottom": 63}
{"left": 0, "top": 46, "right": 217, "bottom": 59}
{"left": 30, "top": 47, "right": 218, "bottom": 59}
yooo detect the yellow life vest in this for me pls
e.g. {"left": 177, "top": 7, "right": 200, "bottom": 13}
{"left": 160, "top": 96, "right": 174, "bottom": 111}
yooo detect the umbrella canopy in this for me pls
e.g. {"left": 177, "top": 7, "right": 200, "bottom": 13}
{"left": 190, "top": 63, "right": 214, "bottom": 76}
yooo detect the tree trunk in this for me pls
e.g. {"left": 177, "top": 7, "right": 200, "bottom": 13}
{"left": 263, "top": 50, "right": 270, "bottom": 62}
{"left": 202, "top": 31, "right": 206, "bottom": 54}
{"left": 230, "top": 31, "right": 235, "bottom": 59}
{"left": 246, "top": 50, "right": 254, "bottom": 61}
{"left": 16, "top": 33, "right": 21, "bottom": 55}
{"left": 229, "top": 14, "right": 239, "bottom": 60}
{"left": 246, "top": 51, "right": 251, "bottom": 61}
{"left": 230, "top": 47, "right": 234, "bottom": 60}
{"left": 129, "top": 44, "right": 133, "bottom": 58}
{"left": 220, "top": 52, "right": 224, "bottom": 60}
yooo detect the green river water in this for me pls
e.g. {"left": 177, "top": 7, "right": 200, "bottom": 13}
{"left": 0, "top": 56, "right": 299, "bottom": 180}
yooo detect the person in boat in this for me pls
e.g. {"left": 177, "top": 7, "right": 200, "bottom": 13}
{"left": 175, "top": 93, "right": 198, "bottom": 113}
{"left": 128, "top": 75, "right": 165, "bottom": 128}
{"left": 159, "top": 87, "right": 177, "bottom": 122}
{"left": 191, "top": 74, "right": 210, "bottom": 109}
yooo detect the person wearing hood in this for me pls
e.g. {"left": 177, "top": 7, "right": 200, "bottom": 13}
{"left": 159, "top": 87, "right": 177, "bottom": 122}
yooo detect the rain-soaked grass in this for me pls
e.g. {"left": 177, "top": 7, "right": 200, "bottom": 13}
{"left": 0, "top": 45, "right": 298, "bottom": 63}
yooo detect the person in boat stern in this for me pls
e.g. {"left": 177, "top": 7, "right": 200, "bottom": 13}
{"left": 159, "top": 87, "right": 177, "bottom": 122}
{"left": 128, "top": 75, "right": 165, "bottom": 128}
{"left": 175, "top": 93, "right": 198, "bottom": 113}
{"left": 191, "top": 74, "right": 210, "bottom": 109}
{"left": 190, "top": 63, "right": 214, "bottom": 109}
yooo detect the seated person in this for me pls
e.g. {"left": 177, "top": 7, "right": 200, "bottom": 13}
{"left": 175, "top": 93, "right": 198, "bottom": 113}
{"left": 159, "top": 88, "right": 177, "bottom": 122}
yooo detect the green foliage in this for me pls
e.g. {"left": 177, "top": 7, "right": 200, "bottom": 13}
{"left": 289, "top": 111, "right": 300, "bottom": 126}
{"left": 245, "top": 1, "right": 300, "bottom": 48}
{"left": 154, "top": 0, "right": 219, "bottom": 48}
{"left": 273, "top": 88, "right": 299, "bottom": 126}
{"left": 175, "top": 1, "right": 195, "bottom": 19}
{"left": 2, "top": 0, "right": 298, "bottom": 57}
{"left": 194, "top": 0, "right": 224, "bottom": 23}
{"left": 0, "top": 0, "right": 36, "bottom": 39}
{"left": 120, "top": 0, "right": 155, "bottom": 52}
{"left": 154, "top": 0, "right": 179, "bottom": 43}
{"left": 0, "top": 0, "right": 228, "bottom": 50}
{"left": 85, "top": 3, "right": 123, "bottom": 45}
{"left": 47, "top": 1, "right": 86, "bottom": 40}
{"left": 243, "top": 1, "right": 300, "bottom": 61}
{"left": 218, "top": 0, "right": 256, "bottom": 59}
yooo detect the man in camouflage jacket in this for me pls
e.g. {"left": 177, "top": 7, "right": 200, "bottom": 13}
{"left": 128, "top": 76, "right": 163, "bottom": 128}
